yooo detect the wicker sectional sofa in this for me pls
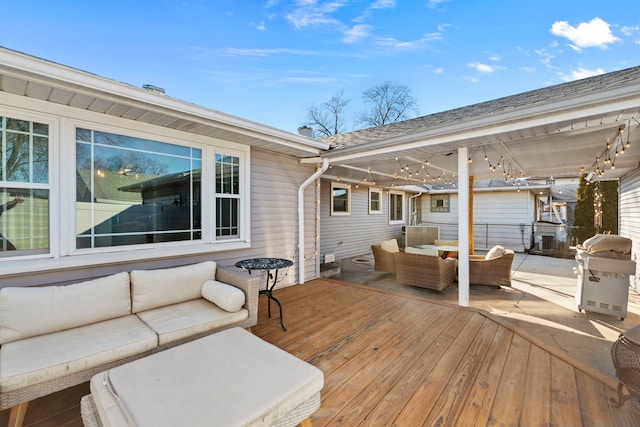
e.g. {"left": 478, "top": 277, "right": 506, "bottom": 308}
{"left": 0, "top": 261, "right": 260, "bottom": 427}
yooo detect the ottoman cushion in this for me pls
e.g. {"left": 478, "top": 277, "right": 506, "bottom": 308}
{"left": 90, "top": 327, "right": 324, "bottom": 427}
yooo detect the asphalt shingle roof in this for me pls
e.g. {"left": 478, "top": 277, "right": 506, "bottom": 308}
{"left": 321, "top": 65, "right": 640, "bottom": 150}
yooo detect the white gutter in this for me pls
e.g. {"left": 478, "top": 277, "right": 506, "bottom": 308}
{"left": 298, "top": 158, "right": 330, "bottom": 284}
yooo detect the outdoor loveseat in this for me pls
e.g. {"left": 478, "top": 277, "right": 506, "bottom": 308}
{"left": 0, "top": 261, "right": 260, "bottom": 426}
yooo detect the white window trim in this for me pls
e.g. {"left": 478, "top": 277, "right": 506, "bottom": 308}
{"left": 369, "top": 187, "right": 382, "bottom": 214}
{"left": 0, "top": 98, "right": 252, "bottom": 275}
{"left": 389, "top": 190, "right": 405, "bottom": 225}
{"left": 331, "top": 182, "right": 351, "bottom": 216}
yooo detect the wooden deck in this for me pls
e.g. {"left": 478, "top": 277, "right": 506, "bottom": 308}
{"left": 2, "top": 278, "right": 639, "bottom": 426}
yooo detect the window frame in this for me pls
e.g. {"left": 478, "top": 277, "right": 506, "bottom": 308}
{"left": 389, "top": 190, "right": 405, "bottom": 224}
{"left": 330, "top": 182, "right": 351, "bottom": 216}
{"left": 369, "top": 187, "right": 382, "bottom": 214}
{"left": 430, "top": 194, "right": 450, "bottom": 212}
{"left": 0, "top": 108, "right": 58, "bottom": 261}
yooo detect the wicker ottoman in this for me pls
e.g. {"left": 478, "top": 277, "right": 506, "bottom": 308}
{"left": 80, "top": 328, "right": 323, "bottom": 427}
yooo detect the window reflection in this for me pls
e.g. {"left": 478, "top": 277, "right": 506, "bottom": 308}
{"left": 76, "top": 129, "right": 202, "bottom": 249}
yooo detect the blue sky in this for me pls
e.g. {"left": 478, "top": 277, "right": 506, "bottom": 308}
{"left": 3, "top": 1, "right": 639, "bottom": 133}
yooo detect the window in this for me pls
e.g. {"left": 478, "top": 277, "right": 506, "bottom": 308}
{"left": 331, "top": 182, "right": 351, "bottom": 215}
{"left": 76, "top": 128, "right": 202, "bottom": 249}
{"left": 0, "top": 116, "right": 50, "bottom": 256}
{"left": 430, "top": 194, "right": 450, "bottom": 212}
{"left": 215, "top": 154, "right": 240, "bottom": 239}
{"left": 369, "top": 188, "right": 382, "bottom": 214}
{"left": 389, "top": 191, "right": 404, "bottom": 223}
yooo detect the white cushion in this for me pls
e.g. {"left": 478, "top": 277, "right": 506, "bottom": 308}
{"left": 485, "top": 245, "right": 506, "bottom": 260}
{"left": 405, "top": 246, "right": 438, "bottom": 256}
{"left": 136, "top": 299, "right": 248, "bottom": 346}
{"left": 90, "top": 327, "right": 324, "bottom": 427}
{"left": 131, "top": 261, "right": 216, "bottom": 313}
{"left": 201, "top": 280, "right": 245, "bottom": 312}
{"left": 0, "top": 272, "right": 131, "bottom": 345}
{"left": 380, "top": 239, "right": 399, "bottom": 253}
{"left": 0, "top": 315, "right": 157, "bottom": 393}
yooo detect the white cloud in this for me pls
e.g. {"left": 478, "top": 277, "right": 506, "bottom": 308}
{"left": 559, "top": 67, "right": 605, "bottom": 82}
{"left": 468, "top": 62, "right": 496, "bottom": 74}
{"left": 343, "top": 24, "right": 371, "bottom": 43}
{"left": 251, "top": 21, "right": 267, "bottom": 31}
{"left": 550, "top": 17, "right": 620, "bottom": 51}
{"left": 427, "top": 0, "right": 452, "bottom": 9}
{"left": 376, "top": 32, "right": 442, "bottom": 49}
{"left": 487, "top": 54, "right": 502, "bottom": 61}
{"left": 369, "top": 0, "right": 396, "bottom": 9}
{"left": 285, "top": 0, "right": 347, "bottom": 29}
{"left": 535, "top": 48, "right": 556, "bottom": 69}
{"left": 432, "top": 67, "right": 444, "bottom": 74}
{"left": 224, "top": 47, "right": 317, "bottom": 57}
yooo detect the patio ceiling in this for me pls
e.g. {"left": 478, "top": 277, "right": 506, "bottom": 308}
{"left": 318, "top": 66, "right": 640, "bottom": 187}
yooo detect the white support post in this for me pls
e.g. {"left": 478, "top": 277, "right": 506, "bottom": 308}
{"left": 458, "top": 147, "right": 470, "bottom": 307}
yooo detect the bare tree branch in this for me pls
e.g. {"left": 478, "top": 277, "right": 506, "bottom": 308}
{"left": 304, "top": 90, "right": 351, "bottom": 137}
{"left": 358, "top": 81, "right": 419, "bottom": 127}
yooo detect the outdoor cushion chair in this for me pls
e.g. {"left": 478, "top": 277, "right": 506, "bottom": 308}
{"left": 469, "top": 245, "right": 515, "bottom": 287}
{"left": 393, "top": 251, "right": 457, "bottom": 292}
{"left": 371, "top": 239, "right": 400, "bottom": 273}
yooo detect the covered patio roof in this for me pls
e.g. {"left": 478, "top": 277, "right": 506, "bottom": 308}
{"left": 318, "top": 66, "right": 640, "bottom": 186}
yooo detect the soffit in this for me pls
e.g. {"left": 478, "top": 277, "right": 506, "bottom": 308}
{"left": 320, "top": 67, "right": 640, "bottom": 187}
{"left": 0, "top": 48, "right": 327, "bottom": 158}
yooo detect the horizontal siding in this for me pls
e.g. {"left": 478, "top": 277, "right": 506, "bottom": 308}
{"left": 1, "top": 149, "right": 318, "bottom": 289}
{"left": 320, "top": 180, "right": 405, "bottom": 261}
{"left": 419, "top": 191, "right": 535, "bottom": 252}
{"left": 620, "top": 169, "right": 640, "bottom": 291}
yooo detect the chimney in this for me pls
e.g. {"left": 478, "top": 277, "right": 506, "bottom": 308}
{"left": 142, "top": 84, "right": 166, "bottom": 95}
{"left": 297, "top": 125, "right": 313, "bottom": 138}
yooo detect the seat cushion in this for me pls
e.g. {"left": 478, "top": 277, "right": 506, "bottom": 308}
{"left": 0, "top": 315, "right": 157, "bottom": 393}
{"left": 0, "top": 272, "right": 131, "bottom": 345}
{"left": 405, "top": 246, "right": 438, "bottom": 256}
{"left": 90, "top": 327, "right": 324, "bottom": 427}
{"left": 136, "top": 299, "right": 248, "bottom": 346}
{"left": 131, "top": 261, "right": 216, "bottom": 313}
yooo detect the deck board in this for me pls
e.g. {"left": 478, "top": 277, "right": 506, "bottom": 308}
{"left": 2, "top": 278, "right": 640, "bottom": 426}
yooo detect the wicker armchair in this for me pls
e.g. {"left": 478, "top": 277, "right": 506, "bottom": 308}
{"left": 469, "top": 250, "right": 515, "bottom": 287}
{"left": 394, "top": 251, "right": 457, "bottom": 292}
{"left": 371, "top": 244, "right": 397, "bottom": 273}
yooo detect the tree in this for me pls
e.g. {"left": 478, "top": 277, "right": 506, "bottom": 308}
{"left": 572, "top": 174, "right": 618, "bottom": 244}
{"left": 304, "top": 90, "right": 351, "bottom": 137}
{"left": 358, "top": 81, "right": 419, "bottom": 127}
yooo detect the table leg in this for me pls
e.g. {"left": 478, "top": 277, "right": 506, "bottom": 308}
{"left": 260, "top": 269, "right": 287, "bottom": 331}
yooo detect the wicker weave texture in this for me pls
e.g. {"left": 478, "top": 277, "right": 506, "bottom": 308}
{"left": 469, "top": 251, "right": 515, "bottom": 287}
{"left": 394, "top": 252, "right": 457, "bottom": 291}
{"left": 371, "top": 245, "right": 397, "bottom": 273}
{"left": 80, "top": 392, "right": 321, "bottom": 427}
{"left": 0, "top": 265, "right": 261, "bottom": 413}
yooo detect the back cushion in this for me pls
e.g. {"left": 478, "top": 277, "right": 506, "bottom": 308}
{"left": 0, "top": 272, "right": 131, "bottom": 344}
{"left": 131, "top": 261, "right": 216, "bottom": 313}
{"left": 380, "top": 239, "right": 399, "bottom": 253}
{"left": 485, "top": 245, "right": 506, "bottom": 260}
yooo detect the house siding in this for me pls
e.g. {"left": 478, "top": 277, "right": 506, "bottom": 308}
{"left": 320, "top": 180, "right": 406, "bottom": 261}
{"left": 620, "top": 169, "right": 640, "bottom": 291}
{"left": 419, "top": 190, "right": 536, "bottom": 252}
{"left": 0, "top": 146, "right": 318, "bottom": 289}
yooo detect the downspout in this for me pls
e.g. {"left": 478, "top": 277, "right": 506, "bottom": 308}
{"left": 408, "top": 192, "right": 422, "bottom": 225}
{"left": 298, "top": 158, "right": 330, "bottom": 284}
